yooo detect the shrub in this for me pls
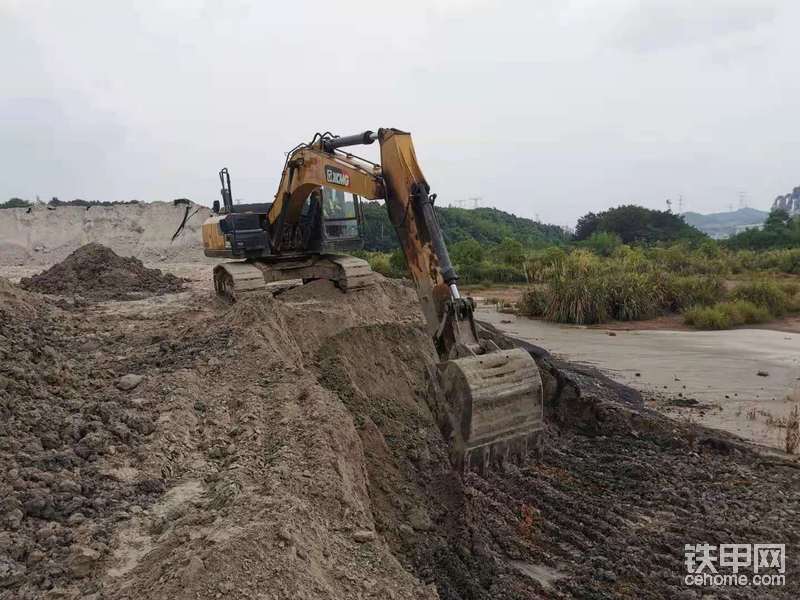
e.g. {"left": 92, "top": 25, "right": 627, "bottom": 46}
{"left": 731, "top": 280, "right": 790, "bottom": 316}
{"left": 524, "top": 247, "right": 566, "bottom": 282}
{"left": 663, "top": 275, "right": 725, "bottom": 311}
{"left": 584, "top": 231, "right": 622, "bottom": 257}
{"left": 607, "top": 270, "right": 663, "bottom": 321}
{"left": 518, "top": 288, "right": 549, "bottom": 317}
{"left": 778, "top": 281, "right": 800, "bottom": 297}
{"left": 544, "top": 251, "right": 611, "bottom": 324}
{"left": 366, "top": 253, "right": 393, "bottom": 277}
{"left": 389, "top": 249, "right": 408, "bottom": 278}
{"left": 731, "top": 300, "right": 772, "bottom": 324}
{"left": 684, "top": 305, "right": 733, "bottom": 329}
{"left": 684, "top": 300, "right": 771, "bottom": 330}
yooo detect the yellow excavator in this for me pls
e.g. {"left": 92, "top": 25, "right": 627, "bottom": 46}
{"left": 201, "top": 128, "right": 543, "bottom": 472}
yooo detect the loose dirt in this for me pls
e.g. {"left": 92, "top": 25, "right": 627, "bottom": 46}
{"left": 1, "top": 270, "right": 798, "bottom": 600}
{"left": 19, "top": 243, "right": 184, "bottom": 302}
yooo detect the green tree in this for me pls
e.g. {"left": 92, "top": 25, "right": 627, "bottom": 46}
{"left": 574, "top": 205, "right": 703, "bottom": 245}
{"left": 584, "top": 231, "right": 622, "bottom": 257}
{"left": 764, "top": 209, "right": 792, "bottom": 232}
{"left": 1, "top": 197, "right": 31, "bottom": 209}
{"left": 450, "top": 238, "right": 484, "bottom": 266}
{"left": 725, "top": 209, "right": 800, "bottom": 250}
{"left": 492, "top": 238, "right": 525, "bottom": 266}
{"left": 574, "top": 212, "right": 599, "bottom": 241}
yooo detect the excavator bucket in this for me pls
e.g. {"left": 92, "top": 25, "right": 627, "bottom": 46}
{"left": 438, "top": 348, "right": 544, "bottom": 473}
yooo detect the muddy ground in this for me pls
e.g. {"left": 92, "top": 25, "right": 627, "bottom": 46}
{"left": 1, "top": 256, "right": 799, "bottom": 599}
{"left": 479, "top": 308, "right": 800, "bottom": 452}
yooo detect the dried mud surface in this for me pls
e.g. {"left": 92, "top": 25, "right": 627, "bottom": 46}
{"left": 1, "top": 272, "right": 798, "bottom": 600}
{"left": 20, "top": 243, "right": 184, "bottom": 302}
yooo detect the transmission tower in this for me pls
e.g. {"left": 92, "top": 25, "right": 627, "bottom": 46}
{"left": 738, "top": 191, "right": 748, "bottom": 209}
{"left": 448, "top": 196, "right": 482, "bottom": 209}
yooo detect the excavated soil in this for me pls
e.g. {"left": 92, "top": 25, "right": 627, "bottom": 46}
{"left": 19, "top": 243, "right": 184, "bottom": 302}
{"left": 1, "top": 273, "right": 798, "bottom": 600}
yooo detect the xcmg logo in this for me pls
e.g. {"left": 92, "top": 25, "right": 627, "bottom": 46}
{"left": 325, "top": 165, "right": 350, "bottom": 187}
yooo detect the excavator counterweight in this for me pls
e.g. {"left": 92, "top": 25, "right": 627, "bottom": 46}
{"left": 201, "top": 128, "right": 544, "bottom": 472}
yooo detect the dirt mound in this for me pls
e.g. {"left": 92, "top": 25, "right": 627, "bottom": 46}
{"left": 0, "top": 278, "right": 164, "bottom": 598}
{"left": 3, "top": 275, "right": 799, "bottom": 599}
{"left": 20, "top": 243, "right": 184, "bottom": 301}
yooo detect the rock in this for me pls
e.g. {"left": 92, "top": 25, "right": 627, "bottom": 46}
{"left": 398, "top": 524, "right": 415, "bottom": 540}
{"left": 757, "top": 371, "right": 769, "bottom": 377}
{"left": 43, "top": 587, "right": 81, "bottom": 599}
{"left": 182, "top": 556, "right": 204, "bottom": 586}
{"left": 116, "top": 374, "right": 144, "bottom": 391}
{"left": 277, "top": 527, "right": 293, "bottom": 543}
{"left": 352, "top": 530, "right": 375, "bottom": 543}
{"left": 67, "top": 513, "right": 86, "bottom": 526}
{"left": 0, "top": 557, "right": 26, "bottom": 588}
{"left": 407, "top": 508, "right": 433, "bottom": 531}
{"left": 598, "top": 568, "right": 617, "bottom": 582}
{"left": 68, "top": 545, "right": 100, "bottom": 577}
{"left": 58, "top": 479, "right": 82, "bottom": 494}
{"left": 218, "top": 581, "right": 235, "bottom": 593}
{"left": 3, "top": 509, "right": 23, "bottom": 530}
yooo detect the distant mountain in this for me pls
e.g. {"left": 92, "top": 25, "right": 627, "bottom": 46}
{"left": 682, "top": 207, "right": 768, "bottom": 239}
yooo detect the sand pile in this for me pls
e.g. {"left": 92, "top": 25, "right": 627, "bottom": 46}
{"left": 0, "top": 201, "right": 212, "bottom": 266}
{"left": 20, "top": 243, "right": 184, "bottom": 302}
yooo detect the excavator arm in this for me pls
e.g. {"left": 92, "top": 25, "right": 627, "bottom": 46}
{"left": 376, "top": 129, "right": 544, "bottom": 471}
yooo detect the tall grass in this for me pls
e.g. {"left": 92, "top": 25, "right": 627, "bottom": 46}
{"left": 517, "top": 248, "right": 799, "bottom": 328}
{"left": 730, "top": 280, "right": 791, "bottom": 317}
{"left": 683, "top": 300, "right": 771, "bottom": 330}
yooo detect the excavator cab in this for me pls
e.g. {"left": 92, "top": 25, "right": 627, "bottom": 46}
{"left": 319, "top": 188, "right": 364, "bottom": 252}
{"left": 299, "top": 187, "right": 365, "bottom": 254}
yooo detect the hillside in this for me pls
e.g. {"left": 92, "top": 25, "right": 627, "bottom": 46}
{"left": 361, "top": 202, "right": 566, "bottom": 252}
{"left": 683, "top": 207, "right": 768, "bottom": 239}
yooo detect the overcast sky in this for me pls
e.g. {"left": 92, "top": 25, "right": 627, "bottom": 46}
{"left": 2, "top": 0, "right": 798, "bottom": 227}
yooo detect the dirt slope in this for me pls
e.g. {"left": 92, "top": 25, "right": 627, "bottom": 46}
{"left": 1, "top": 274, "right": 798, "bottom": 599}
